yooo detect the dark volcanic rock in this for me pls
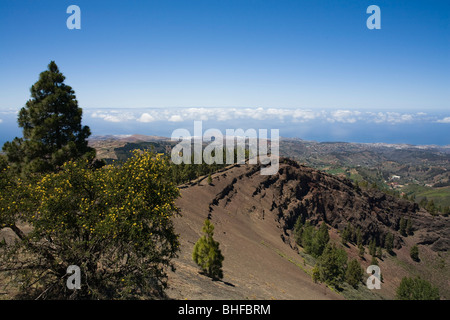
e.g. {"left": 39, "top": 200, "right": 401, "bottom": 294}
{"left": 209, "top": 158, "right": 450, "bottom": 251}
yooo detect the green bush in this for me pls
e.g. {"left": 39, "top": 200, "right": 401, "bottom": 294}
{"left": 312, "top": 243, "right": 348, "bottom": 289}
{"left": 346, "top": 259, "right": 364, "bottom": 289}
{"left": 193, "top": 219, "right": 224, "bottom": 280}
{"left": 0, "top": 151, "right": 180, "bottom": 299}
{"left": 385, "top": 232, "right": 394, "bottom": 254}
{"left": 396, "top": 277, "right": 440, "bottom": 300}
{"left": 410, "top": 245, "right": 420, "bottom": 262}
{"left": 294, "top": 219, "right": 330, "bottom": 258}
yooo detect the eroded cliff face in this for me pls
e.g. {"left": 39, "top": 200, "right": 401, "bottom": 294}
{"left": 206, "top": 158, "right": 450, "bottom": 252}
{"left": 169, "top": 158, "right": 450, "bottom": 300}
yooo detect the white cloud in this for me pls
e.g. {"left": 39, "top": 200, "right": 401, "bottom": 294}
{"left": 176, "top": 108, "right": 212, "bottom": 121}
{"left": 327, "top": 110, "right": 362, "bottom": 123}
{"left": 168, "top": 114, "right": 183, "bottom": 122}
{"left": 0, "top": 109, "right": 19, "bottom": 115}
{"left": 367, "top": 112, "right": 416, "bottom": 124}
{"left": 437, "top": 117, "right": 450, "bottom": 123}
{"left": 0, "top": 118, "right": 3, "bottom": 123}
{"left": 216, "top": 109, "right": 234, "bottom": 121}
{"left": 138, "top": 112, "right": 156, "bottom": 123}
{"left": 385, "top": 112, "right": 414, "bottom": 124}
{"left": 87, "top": 107, "right": 437, "bottom": 126}
{"left": 89, "top": 108, "right": 333, "bottom": 124}
{"left": 399, "top": 114, "right": 414, "bottom": 122}
{"left": 292, "top": 109, "right": 318, "bottom": 122}
{"left": 247, "top": 107, "right": 267, "bottom": 120}
{"left": 91, "top": 111, "right": 135, "bottom": 123}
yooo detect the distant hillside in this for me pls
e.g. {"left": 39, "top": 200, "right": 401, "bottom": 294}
{"left": 89, "top": 135, "right": 450, "bottom": 211}
{"left": 280, "top": 138, "right": 450, "bottom": 185}
{"left": 279, "top": 138, "right": 450, "bottom": 213}
{"left": 89, "top": 134, "right": 450, "bottom": 185}
{"left": 88, "top": 135, "right": 175, "bottom": 163}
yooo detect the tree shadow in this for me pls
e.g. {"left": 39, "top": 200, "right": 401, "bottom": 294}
{"left": 198, "top": 271, "right": 235, "bottom": 287}
{"left": 388, "top": 251, "right": 397, "bottom": 257}
{"left": 221, "top": 281, "right": 235, "bottom": 287}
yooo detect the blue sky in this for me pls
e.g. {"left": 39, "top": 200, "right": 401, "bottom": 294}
{"left": 1, "top": 0, "right": 449, "bottom": 110}
{"left": 0, "top": 1, "right": 449, "bottom": 145}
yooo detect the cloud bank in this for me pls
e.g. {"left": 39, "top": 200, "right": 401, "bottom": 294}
{"left": 86, "top": 108, "right": 444, "bottom": 125}
{"left": 437, "top": 117, "right": 450, "bottom": 124}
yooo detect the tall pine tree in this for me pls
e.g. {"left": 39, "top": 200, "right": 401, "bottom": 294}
{"left": 3, "top": 61, "right": 95, "bottom": 174}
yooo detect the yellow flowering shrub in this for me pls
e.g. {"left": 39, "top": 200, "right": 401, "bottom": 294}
{"left": 0, "top": 151, "right": 180, "bottom": 299}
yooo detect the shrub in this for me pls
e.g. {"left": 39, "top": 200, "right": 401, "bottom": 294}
{"left": 346, "top": 259, "right": 364, "bottom": 289}
{"left": 410, "top": 245, "right": 420, "bottom": 262}
{"left": 385, "top": 232, "right": 394, "bottom": 254}
{"left": 0, "top": 151, "right": 180, "bottom": 299}
{"left": 396, "top": 277, "right": 440, "bottom": 300}
{"left": 193, "top": 219, "right": 224, "bottom": 280}
{"left": 294, "top": 219, "right": 330, "bottom": 258}
{"left": 312, "top": 243, "right": 348, "bottom": 289}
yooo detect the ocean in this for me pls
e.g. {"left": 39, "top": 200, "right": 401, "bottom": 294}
{"left": 1, "top": 108, "right": 449, "bottom": 147}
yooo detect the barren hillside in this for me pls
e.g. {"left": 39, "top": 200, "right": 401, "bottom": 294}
{"left": 167, "top": 159, "right": 450, "bottom": 299}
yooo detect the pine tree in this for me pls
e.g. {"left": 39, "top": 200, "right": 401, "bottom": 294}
{"left": 193, "top": 219, "right": 224, "bottom": 280}
{"left": 353, "top": 180, "right": 361, "bottom": 193}
{"left": 293, "top": 216, "right": 304, "bottom": 245}
{"left": 410, "top": 245, "right": 420, "bottom": 262}
{"left": 346, "top": 259, "right": 364, "bottom": 289}
{"left": 426, "top": 200, "right": 437, "bottom": 215}
{"left": 313, "top": 243, "right": 348, "bottom": 289}
{"left": 443, "top": 206, "right": 450, "bottom": 216}
{"left": 300, "top": 221, "right": 315, "bottom": 254}
{"left": 355, "top": 227, "right": 363, "bottom": 246}
{"left": 358, "top": 243, "right": 365, "bottom": 259}
{"left": 419, "top": 197, "right": 428, "bottom": 208}
{"left": 399, "top": 217, "right": 407, "bottom": 236}
{"left": 2, "top": 61, "right": 94, "bottom": 174}
{"left": 311, "top": 222, "right": 330, "bottom": 257}
{"left": 298, "top": 221, "right": 330, "bottom": 258}
{"left": 385, "top": 232, "right": 394, "bottom": 254}
{"left": 341, "top": 224, "right": 352, "bottom": 245}
{"left": 360, "top": 180, "right": 368, "bottom": 189}
{"left": 369, "top": 239, "right": 377, "bottom": 257}
{"left": 406, "top": 219, "right": 414, "bottom": 235}
{"left": 376, "top": 246, "right": 383, "bottom": 259}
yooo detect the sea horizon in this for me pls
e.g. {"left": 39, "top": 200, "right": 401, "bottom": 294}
{"left": 1, "top": 106, "right": 449, "bottom": 147}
